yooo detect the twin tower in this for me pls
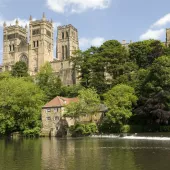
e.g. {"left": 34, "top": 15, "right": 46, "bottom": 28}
{"left": 2, "top": 13, "right": 79, "bottom": 84}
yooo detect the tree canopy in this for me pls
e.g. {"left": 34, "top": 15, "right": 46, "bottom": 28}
{"left": 11, "top": 61, "right": 29, "bottom": 77}
{"left": 104, "top": 84, "right": 138, "bottom": 125}
{"left": 36, "top": 62, "right": 62, "bottom": 101}
{"left": 64, "top": 88, "right": 101, "bottom": 120}
{"left": 0, "top": 77, "right": 44, "bottom": 135}
{"left": 129, "top": 40, "right": 165, "bottom": 68}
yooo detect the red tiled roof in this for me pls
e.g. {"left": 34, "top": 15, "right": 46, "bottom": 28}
{"left": 43, "top": 96, "right": 78, "bottom": 108}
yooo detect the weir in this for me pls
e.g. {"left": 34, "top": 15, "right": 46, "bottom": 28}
{"left": 91, "top": 134, "right": 170, "bottom": 141}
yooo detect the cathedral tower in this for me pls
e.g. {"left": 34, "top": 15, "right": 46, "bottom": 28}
{"left": 56, "top": 24, "right": 79, "bottom": 60}
{"left": 166, "top": 28, "right": 170, "bottom": 47}
{"left": 29, "top": 13, "right": 53, "bottom": 73}
{"left": 3, "top": 20, "right": 28, "bottom": 71}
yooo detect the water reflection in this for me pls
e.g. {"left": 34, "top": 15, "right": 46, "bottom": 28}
{"left": 0, "top": 137, "right": 41, "bottom": 170}
{"left": 41, "top": 138, "right": 139, "bottom": 170}
{"left": 0, "top": 137, "right": 170, "bottom": 170}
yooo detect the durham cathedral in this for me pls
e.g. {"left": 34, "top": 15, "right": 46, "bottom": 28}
{"left": 1, "top": 13, "right": 170, "bottom": 86}
{"left": 0, "top": 13, "right": 79, "bottom": 85}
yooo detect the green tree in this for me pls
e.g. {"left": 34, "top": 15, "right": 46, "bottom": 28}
{"left": 129, "top": 40, "right": 165, "bottom": 68}
{"left": 11, "top": 61, "right": 29, "bottom": 77}
{"left": 60, "top": 84, "right": 83, "bottom": 98}
{"left": 100, "top": 40, "right": 137, "bottom": 83}
{"left": 104, "top": 84, "right": 138, "bottom": 125}
{"left": 0, "top": 77, "right": 44, "bottom": 135}
{"left": 71, "top": 41, "right": 138, "bottom": 94}
{"left": 134, "top": 56, "right": 170, "bottom": 125}
{"left": 36, "top": 62, "right": 62, "bottom": 101}
{"left": 144, "top": 56, "right": 170, "bottom": 95}
{"left": 64, "top": 88, "right": 101, "bottom": 121}
{"left": 0, "top": 71, "right": 11, "bottom": 80}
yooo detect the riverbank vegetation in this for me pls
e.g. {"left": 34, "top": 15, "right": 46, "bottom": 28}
{"left": 66, "top": 39, "right": 170, "bottom": 136}
{"left": 1, "top": 39, "right": 170, "bottom": 137}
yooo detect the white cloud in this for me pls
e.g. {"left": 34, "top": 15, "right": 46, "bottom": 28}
{"left": 46, "top": 0, "right": 111, "bottom": 13}
{"left": 140, "top": 29, "right": 165, "bottom": 40}
{"left": 139, "top": 13, "right": 170, "bottom": 40}
{"left": 152, "top": 13, "right": 170, "bottom": 28}
{"left": 79, "top": 37, "right": 105, "bottom": 49}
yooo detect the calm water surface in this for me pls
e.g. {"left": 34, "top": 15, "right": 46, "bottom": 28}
{"left": 1, "top": 135, "right": 170, "bottom": 170}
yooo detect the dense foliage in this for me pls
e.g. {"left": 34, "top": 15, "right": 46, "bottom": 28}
{"left": 36, "top": 62, "right": 62, "bottom": 102}
{"left": 0, "top": 76, "right": 44, "bottom": 136}
{"left": 1, "top": 38, "right": 170, "bottom": 136}
{"left": 64, "top": 88, "right": 100, "bottom": 120}
{"left": 11, "top": 61, "right": 29, "bottom": 77}
{"left": 69, "top": 123, "right": 98, "bottom": 137}
{"left": 71, "top": 39, "right": 170, "bottom": 132}
{"left": 104, "top": 84, "right": 138, "bottom": 125}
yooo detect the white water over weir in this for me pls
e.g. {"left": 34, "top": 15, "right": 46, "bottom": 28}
{"left": 91, "top": 134, "right": 170, "bottom": 141}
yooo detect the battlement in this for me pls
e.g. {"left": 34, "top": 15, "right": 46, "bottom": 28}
{"left": 4, "top": 23, "right": 27, "bottom": 33}
{"left": 30, "top": 20, "right": 53, "bottom": 27}
{"left": 29, "top": 13, "right": 53, "bottom": 27}
{"left": 57, "top": 24, "right": 78, "bottom": 32}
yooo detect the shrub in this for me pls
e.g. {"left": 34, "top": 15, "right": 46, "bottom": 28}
{"left": 120, "top": 125, "right": 130, "bottom": 133}
{"left": 69, "top": 123, "right": 98, "bottom": 137}
{"left": 160, "top": 126, "right": 170, "bottom": 132}
{"left": 23, "top": 127, "right": 41, "bottom": 137}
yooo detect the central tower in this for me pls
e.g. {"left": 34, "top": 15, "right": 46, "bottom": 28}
{"left": 56, "top": 24, "right": 79, "bottom": 60}
{"left": 29, "top": 13, "right": 53, "bottom": 73}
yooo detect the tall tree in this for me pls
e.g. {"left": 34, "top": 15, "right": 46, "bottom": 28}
{"left": 36, "top": 62, "right": 62, "bottom": 101}
{"left": 11, "top": 61, "right": 29, "bottom": 77}
{"left": 0, "top": 77, "right": 44, "bottom": 135}
{"left": 134, "top": 56, "right": 170, "bottom": 125}
{"left": 129, "top": 40, "right": 166, "bottom": 68}
{"left": 104, "top": 84, "right": 138, "bottom": 125}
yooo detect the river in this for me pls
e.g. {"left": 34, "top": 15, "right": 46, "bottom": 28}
{"left": 1, "top": 134, "right": 170, "bottom": 170}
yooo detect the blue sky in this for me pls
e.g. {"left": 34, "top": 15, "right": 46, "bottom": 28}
{"left": 0, "top": 0, "right": 170, "bottom": 63}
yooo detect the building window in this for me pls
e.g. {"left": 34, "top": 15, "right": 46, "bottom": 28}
{"left": 62, "top": 46, "right": 64, "bottom": 60}
{"left": 20, "top": 55, "right": 28, "bottom": 65}
{"left": 54, "top": 108, "right": 58, "bottom": 112}
{"left": 33, "top": 41, "right": 39, "bottom": 48}
{"left": 46, "top": 108, "right": 51, "bottom": 112}
{"left": 46, "top": 117, "right": 51, "bottom": 120}
{"left": 5, "top": 66, "right": 8, "bottom": 71}
{"left": 65, "top": 45, "right": 68, "bottom": 59}
{"left": 66, "top": 31, "right": 69, "bottom": 38}
{"left": 13, "top": 45, "right": 15, "bottom": 51}
{"left": 62, "top": 32, "right": 64, "bottom": 39}
{"left": 54, "top": 116, "right": 59, "bottom": 121}
{"left": 9, "top": 45, "right": 11, "bottom": 51}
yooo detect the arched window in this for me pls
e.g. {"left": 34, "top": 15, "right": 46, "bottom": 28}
{"left": 20, "top": 55, "right": 28, "bottom": 65}
{"left": 62, "top": 32, "right": 64, "bottom": 39}
{"left": 65, "top": 45, "right": 68, "bottom": 59}
{"left": 62, "top": 46, "right": 64, "bottom": 60}
{"left": 66, "top": 31, "right": 69, "bottom": 38}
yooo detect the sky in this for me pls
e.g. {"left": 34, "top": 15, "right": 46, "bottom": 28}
{"left": 0, "top": 0, "right": 170, "bottom": 63}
